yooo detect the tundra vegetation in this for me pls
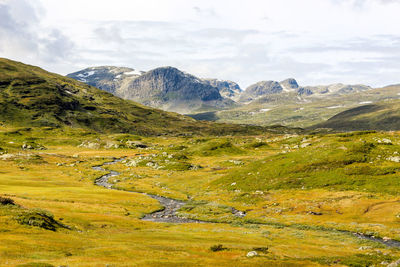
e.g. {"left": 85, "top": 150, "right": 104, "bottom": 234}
{"left": 0, "top": 126, "right": 400, "bottom": 266}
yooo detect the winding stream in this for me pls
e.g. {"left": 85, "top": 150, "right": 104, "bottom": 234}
{"left": 92, "top": 158, "right": 400, "bottom": 248}
{"left": 93, "top": 158, "right": 209, "bottom": 223}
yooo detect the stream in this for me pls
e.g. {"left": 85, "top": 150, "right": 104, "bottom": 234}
{"left": 93, "top": 158, "right": 244, "bottom": 223}
{"left": 92, "top": 158, "right": 400, "bottom": 248}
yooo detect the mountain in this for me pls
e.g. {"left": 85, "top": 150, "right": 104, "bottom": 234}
{"left": 304, "top": 83, "right": 371, "bottom": 96}
{"left": 67, "top": 66, "right": 144, "bottom": 95}
{"left": 0, "top": 58, "right": 268, "bottom": 136}
{"left": 239, "top": 78, "right": 372, "bottom": 103}
{"left": 239, "top": 81, "right": 284, "bottom": 103}
{"left": 68, "top": 66, "right": 235, "bottom": 113}
{"left": 279, "top": 78, "right": 299, "bottom": 91}
{"left": 203, "top": 79, "right": 242, "bottom": 101}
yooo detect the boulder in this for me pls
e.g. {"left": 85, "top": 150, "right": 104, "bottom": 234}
{"left": 126, "top": 141, "right": 148, "bottom": 148}
{"left": 300, "top": 143, "right": 311, "bottom": 148}
{"left": 387, "top": 156, "right": 400, "bottom": 163}
{"left": 246, "top": 251, "right": 258, "bottom": 257}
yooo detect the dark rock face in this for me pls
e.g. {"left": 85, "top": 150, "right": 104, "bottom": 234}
{"left": 280, "top": 78, "right": 299, "bottom": 90}
{"left": 239, "top": 81, "right": 283, "bottom": 102}
{"left": 125, "top": 67, "right": 222, "bottom": 102}
{"left": 68, "top": 66, "right": 234, "bottom": 113}
{"left": 120, "top": 67, "right": 233, "bottom": 113}
{"left": 203, "top": 79, "right": 242, "bottom": 101}
{"left": 297, "top": 87, "right": 313, "bottom": 96}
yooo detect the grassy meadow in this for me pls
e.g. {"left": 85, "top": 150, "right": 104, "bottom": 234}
{"left": 0, "top": 126, "right": 400, "bottom": 266}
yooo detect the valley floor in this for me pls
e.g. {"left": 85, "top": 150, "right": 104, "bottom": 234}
{"left": 1, "top": 127, "right": 400, "bottom": 266}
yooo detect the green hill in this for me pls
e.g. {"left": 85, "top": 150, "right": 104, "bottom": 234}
{"left": 0, "top": 58, "right": 277, "bottom": 136}
{"left": 312, "top": 92, "right": 400, "bottom": 131}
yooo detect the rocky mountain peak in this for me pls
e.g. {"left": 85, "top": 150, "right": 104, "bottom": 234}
{"left": 239, "top": 81, "right": 283, "bottom": 103}
{"left": 67, "top": 66, "right": 144, "bottom": 94}
{"left": 203, "top": 78, "right": 242, "bottom": 101}
{"left": 280, "top": 78, "right": 299, "bottom": 91}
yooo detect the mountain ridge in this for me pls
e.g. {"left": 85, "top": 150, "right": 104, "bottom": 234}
{"left": 0, "top": 58, "right": 274, "bottom": 136}
{"left": 68, "top": 66, "right": 236, "bottom": 113}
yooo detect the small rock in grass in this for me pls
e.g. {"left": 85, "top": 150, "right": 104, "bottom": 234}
{"left": 382, "top": 138, "right": 392, "bottom": 144}
{"left": 383, "top": 236, "right": 392, "bottom": 242}
{"left": 300, "top": 143, "right": 311, "bottom": 148}
{"left": 387, "top": 156, "right": 400, "bottom": 163}
{"left": 388, "top": 259, "right": 400, "bottom": 267}
{"left": 246, "top": 251, "right": 258, "bottom": 257}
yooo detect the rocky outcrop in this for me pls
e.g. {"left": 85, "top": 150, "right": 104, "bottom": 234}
{"left": 203, "top": 79, "right": 242, "bottom": 101}
{"left": 297, "top": 87, "right": 313, "bottom": 96}
{"left": 239, "top": 81, "right": 283, "bottom": 103}
{"left": 280, "top": 78, "right": 299, "bottom": 91}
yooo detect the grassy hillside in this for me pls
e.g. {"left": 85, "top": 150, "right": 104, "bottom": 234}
{"left": 313, "top": 97, "right": 400, "bottom": 131}
{"left": 0, "top": 58, "right": 276, "bottom": 136}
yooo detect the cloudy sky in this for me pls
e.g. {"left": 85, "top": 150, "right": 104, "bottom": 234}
{"left": 0, "top": 0, "right": 400, "bottom": 88}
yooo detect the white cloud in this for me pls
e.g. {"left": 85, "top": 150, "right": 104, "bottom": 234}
{"left": 1, "top": 0, "right": 400, "bottom": 88}
{"left": 0, "top": 0, "right": 75, "bottom": 73}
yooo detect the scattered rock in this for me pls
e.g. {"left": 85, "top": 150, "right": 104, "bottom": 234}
{"left": 228, "top": 160, "right": 243, "bottom": 165}
{"left": 246, "top": 251, "right": 258, "bottom": 257}
{"left": 383, "top": 236, "right": 392, "bottom": 242}
{"left": 358, "top": 246, "right": 372, "bottom": 250}
{"left": 382, "top": 138, "right": 392, "bottom": 144}
{"left": 22, "top": 144, "right": 33, "bottom": 150}
{"left": 78, "top": 141, "right": 100, "bottom": 149}
{"left": 0, "top": 154, "right": 15, "bottom": 160}
{"left": 388, "top": 259, "right": 400, "bottom": 267}
{"left": 387, "top": 156, "right": 400, "bottom": 163}
{"left": 104, "top": 141, "right": 120, "bottom": 149}
{"left": 232, "top": 207, "right": 246, "bottom": 218}
{"left": 126, "top": 160, "right": 138, "bottom": 167}
{"left": 22, "top": 143, "right": 46, "bottom": 150}
{"left": 126, "top": 141, "right": 148, "bottom": 148}
{"left": 300, "top": 143, "right": 311, "bottom": 148}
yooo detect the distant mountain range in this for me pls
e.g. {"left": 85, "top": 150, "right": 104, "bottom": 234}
{"left": 68, "top": 67, "right": 236, "bottom": 113}
{"left": 0, "top": 58, "right": 270, "bottom": 136}
{"left": 66, "top": 64, "right": 400, "bottom": 131}
{"left": 68, "top": 66, "right": 373, "bottom": 113}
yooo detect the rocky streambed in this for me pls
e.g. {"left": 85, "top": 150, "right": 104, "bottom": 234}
{"left": 92, "top": 158, "right": 400, "bottom": 248}
{"left": 93, "top": 158, "right": 241, "bottom": 223}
